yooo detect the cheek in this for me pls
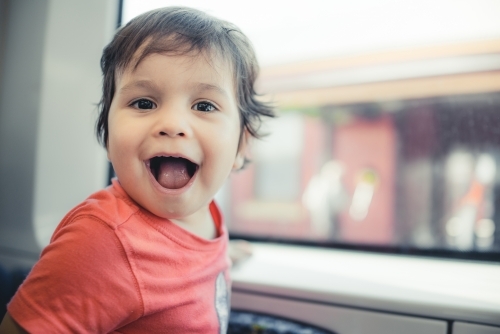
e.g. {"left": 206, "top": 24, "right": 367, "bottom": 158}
{"left": 202, "top": 121, "right": 241, "bottom": 172}
{"left": 108, "top": 113, "right": 141, "bottom": 154}
{"left": 106, "top": 136, "right": 125, "bottom": 173}
{"left": 216, "top": 120, "right": 241, "bottom": 154}
{"left": 107, "top": 123, "right": 137, "bottom": 169}
{"left": 106, "top": 112, "right": 119, "bottom": 156}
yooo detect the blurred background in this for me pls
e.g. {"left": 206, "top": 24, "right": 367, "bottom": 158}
{"left": 1, "top": 0, "right": 500, "bottom": 273}
{"left": 123, "top": 0, "right": 500, "bottom": 253}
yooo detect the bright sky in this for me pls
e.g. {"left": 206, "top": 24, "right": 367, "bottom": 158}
{"left": 123, "top": 0, "right": 500, "bottom": 66}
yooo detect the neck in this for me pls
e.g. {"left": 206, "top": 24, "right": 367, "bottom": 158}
{"left": 170, "top": 204, "right": 216, "bottom": 240}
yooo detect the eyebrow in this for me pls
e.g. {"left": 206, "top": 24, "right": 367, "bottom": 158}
{"left": 118, "top": 80, "right": 161, "bottom": 93}
{"left": 118, "top": 80, "right": 231, "bottom": 98}
{"left": 193, "top": 82, "right": 230, "bottom": 98}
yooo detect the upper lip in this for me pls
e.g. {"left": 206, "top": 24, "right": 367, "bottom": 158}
{"left": 144, "top": 152, "right": 198, "bottom": 165}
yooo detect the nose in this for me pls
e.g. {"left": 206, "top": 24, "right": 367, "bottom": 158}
{"left": 154, "top": 106, "right": 192, "bottom": 138}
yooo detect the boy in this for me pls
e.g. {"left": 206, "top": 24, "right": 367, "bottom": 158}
{"left": 0, "top": 6, "right": 273, "bottom": 333}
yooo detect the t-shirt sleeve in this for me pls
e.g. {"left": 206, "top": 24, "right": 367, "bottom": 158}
{"left": 7, "top": 217, "right": 143, "bottom": 334}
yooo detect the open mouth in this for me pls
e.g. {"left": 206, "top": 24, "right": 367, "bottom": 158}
{"left": 149, "top": 156, "right": 198, "bottom": 190}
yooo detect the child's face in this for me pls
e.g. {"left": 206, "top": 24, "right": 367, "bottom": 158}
{"left": 107, "top": 52, "right": 245, "bottom": 222}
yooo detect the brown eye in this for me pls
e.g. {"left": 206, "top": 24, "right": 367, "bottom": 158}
{"left": 132, "top": 99, "right": 156, "bottom": 110}
{"left": 193, "top": 102, "right": 217, "bottom": 112}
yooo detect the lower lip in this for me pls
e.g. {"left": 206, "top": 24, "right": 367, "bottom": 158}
{"left": 144, "top": 161, "right": 198, "bottom": 195}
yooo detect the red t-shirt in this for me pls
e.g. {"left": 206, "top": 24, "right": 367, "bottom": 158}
{"left": 8, "top": 179, "right": 231, "bottom": 333}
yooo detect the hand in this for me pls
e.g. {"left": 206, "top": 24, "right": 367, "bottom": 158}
{"left": 228, "top": 239, "right": 253, "bottom": 266}
{"left": 0, "top": 313, "right": 27, "bottom": 334}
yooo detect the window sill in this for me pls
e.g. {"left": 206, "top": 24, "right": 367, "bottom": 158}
{"left": 230, "top": 243, "right": 500, "bottom": 327}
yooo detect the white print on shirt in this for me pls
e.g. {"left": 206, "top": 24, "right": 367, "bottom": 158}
{"left": 215, "top": 271, "right": 229, "bottom": 334}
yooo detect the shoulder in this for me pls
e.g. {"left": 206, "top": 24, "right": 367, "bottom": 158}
{"left": 54, "top": 180, "right": 140, "bottom": 237}
{"left": 8, "top": 213, "right": 143, "bottom": 333}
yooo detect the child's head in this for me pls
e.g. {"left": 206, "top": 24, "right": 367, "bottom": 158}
{"left": 96, "top": 6, "right": 273, "bottom": 149}
{"left": 95, "top": 7, "right": 273, "bottom": 221}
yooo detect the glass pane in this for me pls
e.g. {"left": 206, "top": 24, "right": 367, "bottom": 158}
{"left": 123, "top": 0, "right": 500, "bottom": 255}
{"left": 227, "top": 93, "right": 500, "bottom": 252}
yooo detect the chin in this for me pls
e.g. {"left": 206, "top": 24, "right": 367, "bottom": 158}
{"left": 148, "top": 203, "right": 196, "bottom": 220}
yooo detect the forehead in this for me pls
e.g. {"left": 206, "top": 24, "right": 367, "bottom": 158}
{"left": 116, "top": 45, "right": 236, "bottom": 89}
{"left": 121, "top": 36, "right": 233, "bottom": 76}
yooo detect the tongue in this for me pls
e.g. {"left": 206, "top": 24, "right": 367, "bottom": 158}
{"left": 157, "top": 158, "right": 191, "bottom": 189}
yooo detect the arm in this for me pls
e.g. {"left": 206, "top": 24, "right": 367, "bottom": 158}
{"left": 6, "top": 218, "right": 142, "bottom": 333}
{"left": 0, "top": 313, "right": 27, "bottom": 334}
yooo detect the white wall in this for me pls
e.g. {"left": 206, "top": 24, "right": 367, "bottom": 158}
{"left": 0, "top": 0, "right": 118, "bottom": 261}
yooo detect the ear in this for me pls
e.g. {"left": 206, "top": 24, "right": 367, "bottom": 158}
{"left": 233, "top": 129, "right": 251, "bottom": 170}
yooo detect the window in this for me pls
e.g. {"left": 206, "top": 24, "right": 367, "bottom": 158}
{"left": 122, "top": 0, "right": 500, "bottom": 259}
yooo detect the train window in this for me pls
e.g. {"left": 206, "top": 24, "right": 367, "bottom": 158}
{"left": 122, "top": 0, "right": 500, "bottom": 260}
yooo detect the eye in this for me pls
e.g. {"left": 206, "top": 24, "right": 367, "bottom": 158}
{"left": 192, "top": 101, "right": 217, "bottom": 112}
{"left": 131, "top": 99, "right": 156, "bottom": 110}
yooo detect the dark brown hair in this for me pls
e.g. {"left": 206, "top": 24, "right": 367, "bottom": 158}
{"left": 96, "top": 6, "right": 274, "bottom": 147}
